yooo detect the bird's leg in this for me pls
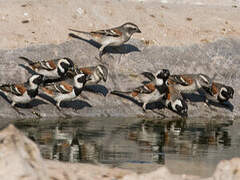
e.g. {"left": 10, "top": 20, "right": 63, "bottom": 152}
{"left": 204, "top": 98, "right": 217, "bottom": 112}
{"left": 142, "top": 103, "right": 147, "bottom": 113}
{"left": 55, "top": 101, "right": 71, "bottom": 118}
{"left": 79, "top": 92, "right": 90, "bottom": 101}
{"left": 56, "top": 101, "right": 62, "bottom": 112}
{"left": 11, "top": 102, "right": 25, "bottom": 116}
{"left": 99, "top": 45, "right": 114, "bottom": 61}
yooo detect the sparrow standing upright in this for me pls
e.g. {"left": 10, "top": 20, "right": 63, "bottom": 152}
{"left": 19, "top": 56, "right": 75, "bottom": 79}
{"left": 0, "top": 74, "right": 44, "bottom": 114}
{"left": 111, "top": 69, "right": 170, "bottom": 111}
{"left": 69, "top": 22, "right": 141, "bottom": 60}
{"left": 41, "top": 72, "right": 90, "bottom": 110}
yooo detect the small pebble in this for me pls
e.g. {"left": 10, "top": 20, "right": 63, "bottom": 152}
{"left": 21, "top": 20, "right": 29, "bottom": 24}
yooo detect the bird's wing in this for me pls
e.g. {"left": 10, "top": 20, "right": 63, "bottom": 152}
{"left": 38, "top": 60, "right": 57, "bottom": 71}
{"left": 54, "top": 81, "right": 73, "bottom": 94}
{"left": 0, "top": 83, "right": 27, "bottom": 96}
{"left": 165, "top": 85, "right": 182, "bottom": 101}
{"left": 133, "top": 82, "right": 156, "bottom": 95}
{"left": 141, "top": 72, "right": 155, "bottom": 81}
{"left": 79, "top": 67, "right": 94, "bottom": 75}
{"left": 168, "top": 75, "right": 193, "bottom": 86}
{"left": 91, "top": 27, "right": 122, "bottom": 37}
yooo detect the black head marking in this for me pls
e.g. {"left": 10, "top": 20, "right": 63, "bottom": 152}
{"left": 156, "top": 69, "right": 170, "bottom": 81}
{"left": 31, "top": 74, "right": 44, "bottom": 85}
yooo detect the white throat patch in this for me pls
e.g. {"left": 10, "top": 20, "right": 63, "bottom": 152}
{"left": 172, "top": 99, "right": 182, "bottom": 111}
{"left": 29, "top": 75, "right": 39, "bottom": 89}
{"left": 155, "top": 78, "right": 163, "bottom": 86}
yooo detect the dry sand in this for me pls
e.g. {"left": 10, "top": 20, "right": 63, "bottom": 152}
{"left": 1, "top": 0, "right": 240, "bottom": 49}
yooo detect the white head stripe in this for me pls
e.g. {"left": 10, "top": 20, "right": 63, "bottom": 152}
{"left": 97, "top": 66, "right": 104, "bottom": 75}
{"left": 172, "top": 99, "right": 182, "bottom": 111}
{"left": 199, "top": 75, "right": 209, "bottom": 84}
{"left": 29, "top": 75, "right": 40, "bottom": 89}
{"left": 156, "top": 78, "right": 163, "bottom": 86}
{"left": 180, "top": 77, "right": 186, "bottom": 83}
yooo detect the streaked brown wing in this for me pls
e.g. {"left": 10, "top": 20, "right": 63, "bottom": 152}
{"left": 55, "top": 81, "right": 73, "bottom": 94}
{"left": 91, "top": 27, "right": 121, "bottom": 37}
{"left": 133, "top": 83, "right": 155, "bottom": 95}
{"left": 211, "top": 82, "right": 219, "bottom": 95}
{"left": 79, "top": 67, "right": 93, "bottom": 75}
{"left": 40, "top": 60, "right": 57, "bottom": 70}
{"left": 15, "top": 84, "right": 27, "bottom": 95}
{"left": 169, "top": 75, "right": 193, "bottom": 86}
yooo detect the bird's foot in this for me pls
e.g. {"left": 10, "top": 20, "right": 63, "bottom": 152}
{"left": 13, "top": 107, "right": 25, "bottom": 116}
{"left": 204, "top": 102, "right": 217, "bottom": 112}
{"left": 31, "top": 111, "right": 42, "bottom": 118}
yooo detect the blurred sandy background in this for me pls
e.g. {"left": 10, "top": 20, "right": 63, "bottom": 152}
{"left": 1, "top": 0, "right": 240, "bottom": 49}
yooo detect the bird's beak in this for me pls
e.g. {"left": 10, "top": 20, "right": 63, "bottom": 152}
{"left": 136, "top": 29, "right": 141, "bottom": 33}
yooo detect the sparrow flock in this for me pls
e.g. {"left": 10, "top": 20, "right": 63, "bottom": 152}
{"left": 0, "top": 22, "right": 235, "bottom": 118}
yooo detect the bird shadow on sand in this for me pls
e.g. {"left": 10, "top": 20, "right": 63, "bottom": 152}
{"left": 68, "top": 33, "right": 141, "bottom": 55}
{"left": 207, "top": 100, "right": 234, "bottom": 112}
{"left": 182, "top": 93, "right": 234, "bottom": 112}
{"left": 83, "top": 84, "right": 109, "bottom": 96}
{"left": 38, "top": 93, "right": 92, "bottom": 111}
{"left": 60, "top": 100, "right": 92, "bottom": 110}
{"left": 110, "top": 92, "right": 166, "bottom": 117}
{"left": 0, "top": 92, "right": 47, "bottom": 109}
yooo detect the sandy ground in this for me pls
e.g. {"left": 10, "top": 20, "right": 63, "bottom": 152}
{"left": 1, "top": 0, "right": 240, "bottom": 49}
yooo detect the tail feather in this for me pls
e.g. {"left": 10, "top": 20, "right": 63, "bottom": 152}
{"left": 19, "top": 56, "right": 35, "bottom": 65}
{"left": 68, "top": 28, "right": 91, "bottom": 35}
{"left": 110, "top": 90, "right": 133, "bottom": 96}
{"left": 141, "top": 72, "right": 155, "bottom": 81}
{"left": 0, "top": 84, "right": 11, "bottom": 92}
{"left": 111, "top": 90, "right": 131, "bottom": 94}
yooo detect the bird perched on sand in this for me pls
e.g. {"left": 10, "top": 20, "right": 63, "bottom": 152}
{"left": 0, "top": 74, "right": 44, "bottom": 114}
{"left": 41, "top": 72, "right": 90, "bottom": 111}
{"left": 111, "top": 69, "right": 170, "bottom": 111}
{"left": 19, "top": 56, "right": 75, "bottom": 79}
{"left": 202, "top": 81, "right": 234, "bottom": 104}
{"left": 142, "top": 72, "right": 215, "bottom": 102}
{"left": 69, "top": 22, "right": 141, "bottom": 60}
{"left": 70, "top": 64, "right": 108, "bottom": 85}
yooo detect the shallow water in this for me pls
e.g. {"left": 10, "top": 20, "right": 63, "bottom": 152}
{"left": 7, "top": 117, "right": 240, "bottom": 177}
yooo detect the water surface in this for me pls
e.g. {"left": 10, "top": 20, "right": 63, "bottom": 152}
{"left": 8, "top": 117, "right": 240, "bottom": 177}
